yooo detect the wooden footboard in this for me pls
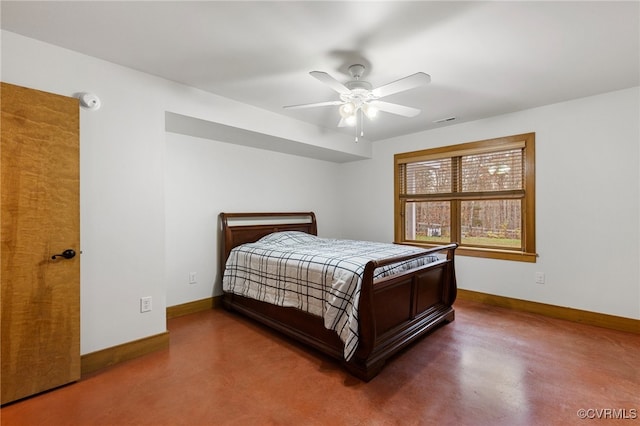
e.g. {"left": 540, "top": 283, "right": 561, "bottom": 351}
{"left": 219, "top": 212, "right": 458, "bottom": 381}
{"left": 350, "top": 244, "right": 457, "bottom": 380}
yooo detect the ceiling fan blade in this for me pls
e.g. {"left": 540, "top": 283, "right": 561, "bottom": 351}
{"left": 370, "top": 101, "right": 422, "bottom": 117}
{"left": 309, "top": 71, "right": 351, "bottom": 95}
{"left": 371, "top": 72, "right": 431, "bottom": 98}
{"left": 283, "top": 100, "right": 343, "bottom": 110}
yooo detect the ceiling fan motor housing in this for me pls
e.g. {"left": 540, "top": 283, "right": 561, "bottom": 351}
{"left": 345, "top": 80, "right": 373, "bottom": 92}
{"left": 343, "top": 66, "right": 376, "bottom": 105}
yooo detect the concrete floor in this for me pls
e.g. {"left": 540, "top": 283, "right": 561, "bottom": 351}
{"left": 1, "top": 299, "right": 638, "bottom": 425}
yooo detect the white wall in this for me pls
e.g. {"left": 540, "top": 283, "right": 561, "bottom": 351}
{"left": 1, "top": 31, "right": 355, "bottom": 354}
{"left": 339, "top": 87, "right": 640, "bottom": 319}
{"left": 164, "top": 133, "right": 342, "bottom": 306}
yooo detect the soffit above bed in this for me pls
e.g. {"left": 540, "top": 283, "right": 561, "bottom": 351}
{"left": 165, "top": 112, "right": 370, "bottom": 163}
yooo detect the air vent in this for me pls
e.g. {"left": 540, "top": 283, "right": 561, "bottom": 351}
{"left": 433, "top": 116, "right": 456, "bottom": 123}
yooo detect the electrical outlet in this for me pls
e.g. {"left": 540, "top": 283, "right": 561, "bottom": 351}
{"left": 189, "top": 272, "right": 197, "bottom": 284}
{"left": 535, "top": 272, "right": 546, "bottom": 284}
{"left": 140, "top": 296, "right": 152, "bottom": 313}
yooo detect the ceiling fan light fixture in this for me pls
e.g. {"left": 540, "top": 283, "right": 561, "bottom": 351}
{"left": 344, "top": 114, "right": 357, "bottom": 127}
{"left": 362, "top": 103, "right": 378, "bottom": 119}
{"left": 339, "top": 102, "right": 357, "bottom": 118}
{"left": 338, "top": 102, "right": 357, "bottom": 118}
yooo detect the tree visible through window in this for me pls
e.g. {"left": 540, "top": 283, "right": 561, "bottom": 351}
{"left": 394, "top": 133, "right": 536, "bottom": 262}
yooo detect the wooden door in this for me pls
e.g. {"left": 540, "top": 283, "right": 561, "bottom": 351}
{"left": 1, "top": 82, "right": 80, "bottom": 404}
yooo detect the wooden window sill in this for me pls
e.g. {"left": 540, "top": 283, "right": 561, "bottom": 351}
{"left": 398, "top": 241, "right": 538, "bottom": 263}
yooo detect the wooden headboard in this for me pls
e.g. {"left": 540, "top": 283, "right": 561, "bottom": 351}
{"left": 219, "top": 212, "right": 317, "bottom": 267}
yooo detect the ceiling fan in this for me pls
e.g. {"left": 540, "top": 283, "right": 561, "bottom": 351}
{"left": 284, "top": 64, "right": 431, "bottom": 141}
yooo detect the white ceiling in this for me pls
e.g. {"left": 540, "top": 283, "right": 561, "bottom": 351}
{"left": 2, "top": 1, "right": 639, "bottom": 142}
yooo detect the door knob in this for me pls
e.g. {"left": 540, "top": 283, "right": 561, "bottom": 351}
{"left": 51, "top": 249, "right": 76, "bottom": 260}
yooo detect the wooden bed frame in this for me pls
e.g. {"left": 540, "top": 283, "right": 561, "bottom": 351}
{"left": 220, "top": 212, "right": 458, "bottom": 381}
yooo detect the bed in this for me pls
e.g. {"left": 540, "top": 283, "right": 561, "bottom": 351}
{"left": 220, "top": 212, "right": 458, "bottom": 381}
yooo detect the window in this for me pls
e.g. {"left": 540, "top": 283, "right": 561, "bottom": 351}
{"left": 394, "top": 133, "right": 536, "bottom": 262}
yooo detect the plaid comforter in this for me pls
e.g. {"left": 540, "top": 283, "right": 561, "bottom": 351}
{"left": 222, "top": 231, "right": 438, "bottom": 361}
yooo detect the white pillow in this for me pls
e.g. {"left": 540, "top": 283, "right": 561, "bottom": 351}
{"left": 257, "top": 231, "right": 318, "bottom": 246}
